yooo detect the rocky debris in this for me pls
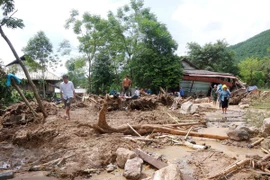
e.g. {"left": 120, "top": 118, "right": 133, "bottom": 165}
{"left": 153, "top": 164, "right": 182, "bottom": 180}
{"left": 1, "top": 101, "right": 57, "bottom": 127}
{"left": 261, "top": 118, "right": 270, "bottom": 136}
{"left": 230, "top": 88, "right": 248, "bottom": 105}
{"left": 261, "top": 138, "right": 270, "bottom": 150}
{"left": 106, "top": 163, "right": 117, "bottom": 172}
{"left": 123, "top": 157, "right": 143, "bottom": 180}
{"left": 261, "top": 91, "right": 270, "bottom": 98}
{"left": 227, "top": 126, "right": 250, "bottom": 141}
{"left": 179, "top": 101, "right": 193, "bottom": 114}
{"left": 193, "top": 98, "right": 209, "bottom": 104}
{"left": 116, "top": 148, "right": 137, "bottom": 168}
{"left": 239, "top": 103, "right": 250, "bottom": 109}
{"left": 190, "top": 104, "right": 199, "bottom": 114}
{"left": 0, "top": 171, "right": 14, "bottom": 180}
{"left": 180, "top": 101, "right": 211, "bottom": 114}
{"left": 130, "top": 96, "right": 158, "bottom": 110}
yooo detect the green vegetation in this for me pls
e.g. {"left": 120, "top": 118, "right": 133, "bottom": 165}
{"left": 238, "top": 57, "right": 270, "bottom": 88}
{"left": 229, "top": 29, "right": 270, "bottom": 62}
{"left": 186, "top": 40, "right": 238, "bottom": 74}
{"left": 65, "top": 0, "right": 182, "bottom": 94}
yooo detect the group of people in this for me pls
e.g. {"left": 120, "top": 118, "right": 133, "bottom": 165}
{"left": 59, "top": 74, "right": 232, "bottom": 120}
{"left": 211, "top": 84, "right": 231, "bottom": 114}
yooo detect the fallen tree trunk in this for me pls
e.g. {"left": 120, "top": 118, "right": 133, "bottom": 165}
{"left": 209, "top": 158, "right": 251, "bottom": 179}
{"left": 79, "top": 102, "right": 229, "bottom": 141}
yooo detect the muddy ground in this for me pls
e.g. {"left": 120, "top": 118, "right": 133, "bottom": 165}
{"left": 0, "top": 99, "right": 270, "bottom": 180}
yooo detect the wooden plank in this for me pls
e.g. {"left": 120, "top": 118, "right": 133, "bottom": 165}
{"left": 134, "top": 148, "right": 168, "bottom": 169}
{"left": 183, "top": 76, "right": 233, "bottom": 87}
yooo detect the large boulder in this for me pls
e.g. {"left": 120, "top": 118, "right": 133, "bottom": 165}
{"left": 190, "top": 104, "right": 199, "bottom": 114}
{"left": 153, "top": 164, "right": 182, "bottom": 180}
{"left": 123, "top": 157, "right": 143, "bottom": 180}
{"left": 261, "top": 118, "right": 270, "bottom": 135}
{"left": 227, "top": 127, "right": 250, "bottom": 141}
{"left": 116, "top": 148, "right": 137, "bottom": 168}
{"left": 180, "top": 101, "right": 193, "bottom": 114}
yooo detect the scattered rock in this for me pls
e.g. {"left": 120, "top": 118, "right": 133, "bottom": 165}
{"left": 116, "top": 148, "right": 137, "bottom": 168}
{"left": 123, "top": 157, "right": 143, "bottom": 180}
{"left": 0, "top": 171, "right": 14, "bottom": 180}
{"left": 190, "top": 104, "right": 199, "bottom": 114}
{"left": 261, "top": 118, "right": 270, "bottom": 135}
{"left": 239, "top": 103, "right": 249, "bottom": 109}
{"left": 180, "top": 101, "right": 193, "bottom": 114}
{"left": 153, "top": 164, "right": 182, "bottom": 180}
{"left": 261, "top": 138, "right": 270, "bottom": 150}
{"left": 227, "top": 128, "right": 250, "bottom": 141}
{"left": 106, "top": 163, "right": 117, "bottom": 172}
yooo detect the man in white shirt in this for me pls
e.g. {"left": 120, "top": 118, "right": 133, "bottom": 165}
{"left": 60, "top": 75, "right": 76, "bottom": 120}
{"left": 131, "top": 87, "right": 140, "bottom": 99}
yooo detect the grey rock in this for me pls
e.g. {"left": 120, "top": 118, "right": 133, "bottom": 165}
{"left": 106, "top": 163, "right": 116, "bottom": 172}
{"left": 0, "top": 171, "right": 14, "bottom": 180}
{"left": 123, "top": 157, "right": 143, "bottom": 180}
{"left": 227, "top": 128, "right": 250, "bottom": 141}
{"left": 180, "top": 101, "right": 193, "bottom": 114}
{"left": 153, "top": 164, "right": 182, "bottom": 180}
{"left": 261, "top": 118, "right": 270, "bottom": 135}
{"left": 116, "top": 148, "right": 137, "bottom": 169}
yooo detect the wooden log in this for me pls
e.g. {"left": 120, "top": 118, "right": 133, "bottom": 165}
{"left": 258, "top": 153, "right": 270, "bottom": 165}
{"left": 209, "top": 158, "right": 251, "bottom": 179}
{"left": 248, "top": 138, "right": 264, "bottom": 148}
{"left": 123, "top": 137, "right": 159, "bottom": 143}
{"left": 166, "top": 122, "right": 205, "bottom": 127}
{"left": 175, "top": 141, "right": 207, "bottom": 150}
{"left": 139, "top": 125, "right": 229, "bottom": 140}
{"left": 134, "top": 148, "right": 168, "bottom": 169}
{"left": 261, "top": 147, "right": 270, "bottom": 154}
{"left": 127, "top": 123, "right": 142, "bottom": 137}
{"left": 184, "top": 126, "right": 193, "bottom": 140}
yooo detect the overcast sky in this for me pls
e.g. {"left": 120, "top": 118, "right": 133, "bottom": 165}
{"left": 1, "top": 0, "right": 270, "bottom": 75}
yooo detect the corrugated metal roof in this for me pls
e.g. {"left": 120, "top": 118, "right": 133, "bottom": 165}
{"left": 15, "top": 69, "right": 61, "bottom": 81}
{"left": 184, "top": 69, "right": 235, "bottom": 79}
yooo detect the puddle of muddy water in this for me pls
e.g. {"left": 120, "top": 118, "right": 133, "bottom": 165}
{"left": 11, "top": 171, "right": 58, "bottom": 180}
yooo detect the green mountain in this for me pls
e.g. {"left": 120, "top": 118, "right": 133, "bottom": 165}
{"left": 229, "top": 29, "right": 270, "bottom": 62}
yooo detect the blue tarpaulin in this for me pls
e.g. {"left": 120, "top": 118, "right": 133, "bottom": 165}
{"left": 6, "top": 73, "right": 21, "bottom": 86}
{"left": 247, "top": 86, "right": 258, "bottom": 92}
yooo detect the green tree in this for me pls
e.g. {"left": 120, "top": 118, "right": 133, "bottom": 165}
{"left": 91, "top": 53, "right": 115, "bottom": 94}
{"left": 238, "top": 57, "right": 262, "bottom": 85}
{"left": 0, "top": 0, "right": 47, "bottom": 117}
{"left": 65, "top": 10, "right": 109, "bottom": 92}
{"left": 187, "top": 40, "right": 238, "bottom": 74}
{"left": 22, "top": 31, "right": 58, "bottom": 98}
{"left": 65, "top": 57, "right": 88, "bottom": 88}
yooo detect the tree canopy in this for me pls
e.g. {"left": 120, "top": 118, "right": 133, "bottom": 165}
{"left": 65, "top": 0, "right": 182, "bottom": 93}
{"left": 186, "top": 40, "right": 238, "bottom": 75}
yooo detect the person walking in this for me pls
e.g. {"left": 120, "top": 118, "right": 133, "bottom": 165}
{"left": 179, "top": 87, "right": 184, "bottom": 98}
{"left": 60, "top": 75, "right": 76, "bottom": 120}
{"left": 122, "top": 76, "right": 132, "bottom": 97}
{"left": 211, "top": 85, "right": 218, "bottom": 106}
{"left": 219, "top": 85, "right": 231, "bottom": 114}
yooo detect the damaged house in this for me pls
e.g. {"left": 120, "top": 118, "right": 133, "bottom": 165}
{"left": 180, "top": 58, "right": 246, "bottom": 102}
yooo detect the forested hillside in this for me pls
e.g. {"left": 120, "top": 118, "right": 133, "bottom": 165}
{"left": 229, "top": 29, "right": 270, "bottom": 62}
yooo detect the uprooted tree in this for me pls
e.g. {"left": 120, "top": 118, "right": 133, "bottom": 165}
{"left": 0, "top": 0, "right": 47, "bottom": 118}
{"left": 80, "top": 99, "right": 229, "bottom": 140}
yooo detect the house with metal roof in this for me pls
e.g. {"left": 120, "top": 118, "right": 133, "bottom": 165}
{"left": 14, "top": 68, "right": 61, "bottom": 96}
{"left": 180, "top": 58, "right": 241, "bottom": 97}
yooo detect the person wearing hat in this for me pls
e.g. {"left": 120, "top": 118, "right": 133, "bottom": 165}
{"left": 219, "top": 85, "right": 231, "bottom": 114}
{"left": 211, "top": 85, "right": 218, "bottom": 106}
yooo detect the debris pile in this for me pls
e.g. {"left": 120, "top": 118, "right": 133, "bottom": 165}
{"left": 0, "top": 101, "right": 57, "bottom": 127}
